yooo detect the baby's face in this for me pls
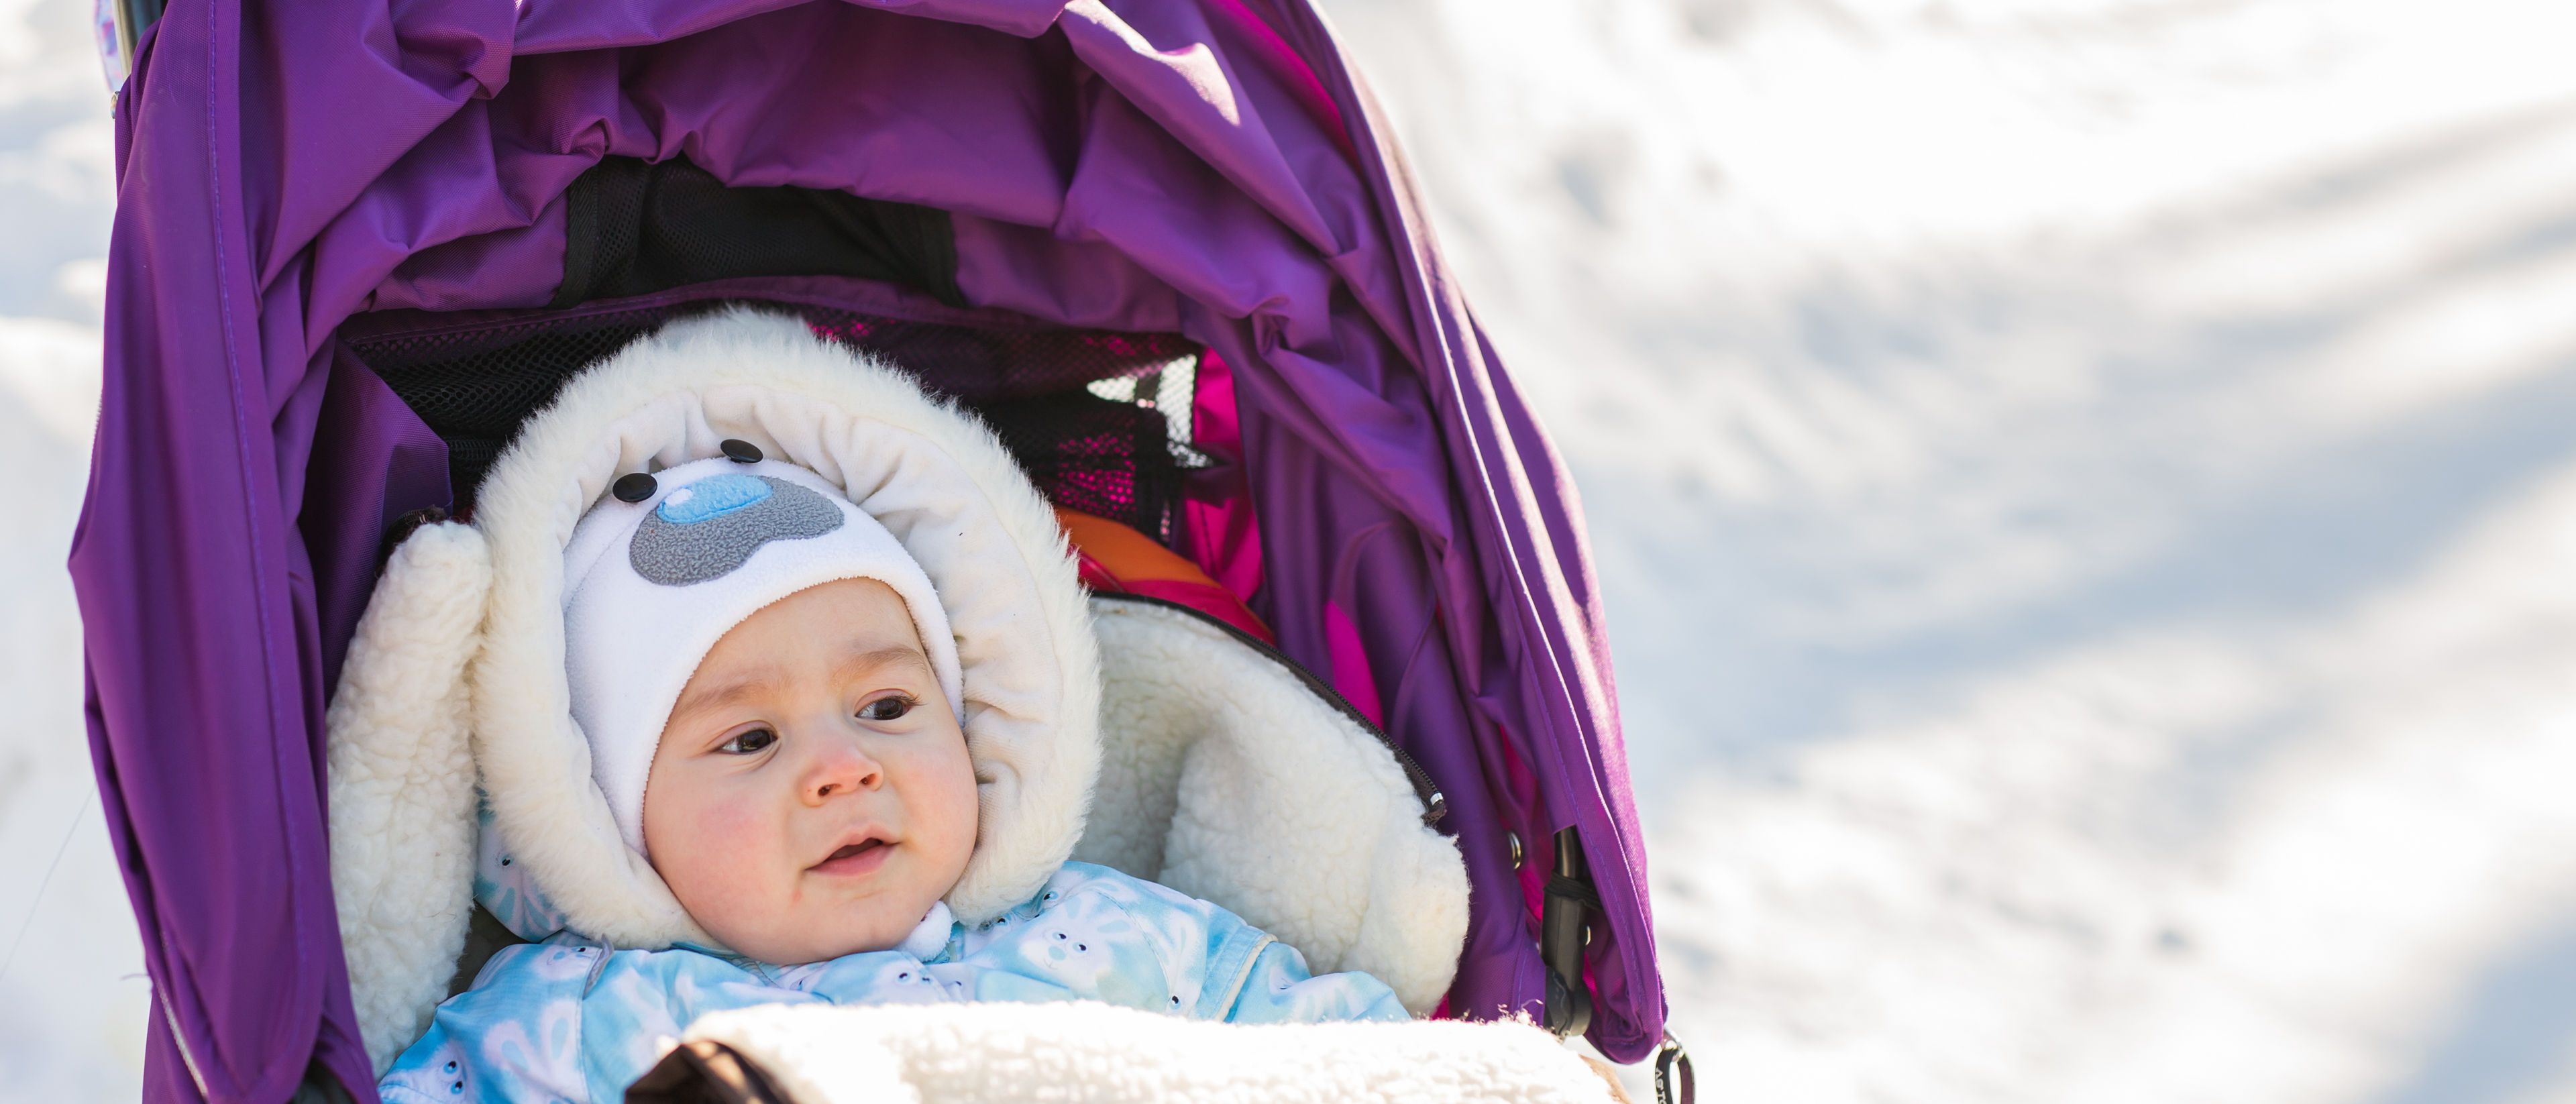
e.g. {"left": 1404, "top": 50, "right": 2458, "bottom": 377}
{"left": 643, "top": 577, "right": 976, "bottom": 964}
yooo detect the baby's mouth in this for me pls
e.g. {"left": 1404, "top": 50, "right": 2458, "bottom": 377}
{"left": 811, "top": 836, "right": 893, "bottom": 877}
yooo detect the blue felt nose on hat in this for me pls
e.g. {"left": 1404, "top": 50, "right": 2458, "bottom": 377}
{"left": 655, "top": 472, "right": 771, "bottom": 522}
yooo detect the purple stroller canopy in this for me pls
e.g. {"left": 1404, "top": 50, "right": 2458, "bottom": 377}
{"left": 76, "top": 1, "right": 1660, "bottom": 1099}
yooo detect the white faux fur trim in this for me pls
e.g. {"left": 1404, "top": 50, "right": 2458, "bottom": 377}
{"left": 1075, "top": 598, "right": 1470, "bottom": 1015}
{"left": 467, "top": 309, "right": 1101, "bottom": 950}
{"left": 683, "top": 1001, "right": 1612, "bottom": 1104}
{"left": 325, "top": 521, "right": 492, "bottom": 1074}
{"left": 333, "top": 309, "right": 1474, "bottom": 1063}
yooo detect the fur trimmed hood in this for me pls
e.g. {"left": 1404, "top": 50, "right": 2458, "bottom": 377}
{"left": 330, "top": 308, "right": 1469, "bottom": 1072}
{"left": 468, "top": 309, "right": 1101, "bottom": 950}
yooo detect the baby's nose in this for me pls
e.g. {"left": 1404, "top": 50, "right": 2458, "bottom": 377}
{"left": 805, "top": 740, "right": 884, "bottom": 802}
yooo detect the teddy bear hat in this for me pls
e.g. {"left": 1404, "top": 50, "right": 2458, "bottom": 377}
{"left": 560, "top": 453, "right": 967, "bottom": 857}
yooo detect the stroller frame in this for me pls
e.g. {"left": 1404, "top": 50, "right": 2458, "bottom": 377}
{"left": 76, "top": 1, "right": 1666, "bottom": 1100}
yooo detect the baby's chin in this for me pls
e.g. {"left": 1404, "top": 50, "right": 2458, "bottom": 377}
{"left": 712, "top": 895, "right": 937, "bottom": 965}
{"left": 718, "top": 924, "right": 895, "bottom": 966}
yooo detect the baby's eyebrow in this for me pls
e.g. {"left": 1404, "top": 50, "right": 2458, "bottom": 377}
{"left": 670, "top": 645, "right": 932, "bottom": 719}
{"left": 671, "top": 668, "right": 782, "bottom": 716}
{"left": 837, "top": 643, "right": 936, "bottom": 683}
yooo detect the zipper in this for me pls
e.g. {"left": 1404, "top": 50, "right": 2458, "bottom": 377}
{"left": 156, "top": 989, "right": 211, "bottom": 1098}
{"left": 1089, "top": 592, "right": 1448, "bottom": 827}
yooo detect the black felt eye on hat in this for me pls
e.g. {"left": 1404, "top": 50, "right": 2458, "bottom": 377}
{"left": 612, "top": 472, "right": 658, "bottom": 503}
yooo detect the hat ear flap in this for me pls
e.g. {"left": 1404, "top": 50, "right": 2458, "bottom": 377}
{"left": 326, "top": 520, "right": 494, "bottom": 1074}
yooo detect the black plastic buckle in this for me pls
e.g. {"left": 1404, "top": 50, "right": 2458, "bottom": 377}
{"left": 1540, "top": 826, "right": 1597, "bottom": 1038}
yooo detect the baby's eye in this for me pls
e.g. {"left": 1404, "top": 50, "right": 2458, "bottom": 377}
{"left": 857, "top": 694, "right": 916, "bottom": 722}
{"left": 718, "top": 728, "right": 777, "bottom": 755}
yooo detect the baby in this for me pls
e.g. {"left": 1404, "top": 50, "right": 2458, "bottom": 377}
{"left": 379, "top": 455, "right": 1405, "bottom": 1104}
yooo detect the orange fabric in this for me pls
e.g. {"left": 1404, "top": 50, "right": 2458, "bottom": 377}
{"left": 1056, "top": 508, "right": 1225, "bottom": 587}
{"left": 1055, "top": 508, "right": 1275, "bottom": 644}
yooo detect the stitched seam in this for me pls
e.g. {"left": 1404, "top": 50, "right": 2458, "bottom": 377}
{"left": 1207, "top": 933, "right": 1276, "bottom": 1018}
{"left": 193, "top": 0, "right": 313, "bottom": 1091}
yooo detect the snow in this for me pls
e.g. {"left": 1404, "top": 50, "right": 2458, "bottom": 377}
{"left": 9, "top": 0, "right": 2576, "bottom": 1098}
{"left": 1319, "top": 0, "right": 2576, "bottom": 1099}
{"left": 0, "top": 0, "right": 145, "bottom": 1099}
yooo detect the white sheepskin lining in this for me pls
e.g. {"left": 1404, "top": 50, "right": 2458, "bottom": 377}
{"left": 327, "top": 522, "right": 492, "bottom": 1072}
{"left": 682, "top": 1001, "right": 1613, "bottom": 1104}
{"left": 1077, "top": 597, "right": 1468, "bottom": 1015}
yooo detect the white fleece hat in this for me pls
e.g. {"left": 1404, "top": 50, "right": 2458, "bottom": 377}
{"left": 561, "top": 451, "right": 965, "bottom": 856}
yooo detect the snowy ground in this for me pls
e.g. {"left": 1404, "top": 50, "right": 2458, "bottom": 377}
{"left": 10, "top": 0, "right": 2576, "bottom": 1099}
{"left": 1322, "top": 1, "right": 2576, "bottom": 1100}
{"left": 0, "top": 0, "right": 146, "bottom": 1099}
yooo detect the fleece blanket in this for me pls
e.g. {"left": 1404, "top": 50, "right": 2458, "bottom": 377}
{"left": 674, "top": 1001, "right": 1618, "bottom": 1104}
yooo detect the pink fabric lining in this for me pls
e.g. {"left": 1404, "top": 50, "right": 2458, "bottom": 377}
{"left": 1322, "top": 599, "right": 1384, "bottom": 727}
{"left": 1185, "top": 348, "right": 1265, "bottom": 604}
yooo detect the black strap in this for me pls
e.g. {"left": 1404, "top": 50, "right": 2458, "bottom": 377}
{"left": 1546, "top": 872, "right": 1603, "bottom": 911}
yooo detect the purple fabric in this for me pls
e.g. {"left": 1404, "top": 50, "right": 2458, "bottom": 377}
{"left": 299, "top": 348, "right": 453, "bottom": 692}
{"left": 77, "top": 1, "right": 1662, "bottom": 1099}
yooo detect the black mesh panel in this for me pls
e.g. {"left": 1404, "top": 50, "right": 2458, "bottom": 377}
{"left": 552, "top": 156, "right": 963, "bottom": 311}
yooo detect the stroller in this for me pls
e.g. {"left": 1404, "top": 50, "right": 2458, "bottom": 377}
{"left": 74, "top": 1, "right": 1678, "bottom": 1100}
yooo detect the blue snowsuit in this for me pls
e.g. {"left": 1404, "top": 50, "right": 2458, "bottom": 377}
{"left": 379, "top": 862, "right": 1408, "bottom": 1103}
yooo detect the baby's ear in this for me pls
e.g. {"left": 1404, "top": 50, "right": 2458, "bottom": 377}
{"left": 327, "top": 520, "right": 494, "bottom": 1074}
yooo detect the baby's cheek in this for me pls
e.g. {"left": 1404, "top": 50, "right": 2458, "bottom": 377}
{"left": 700, "top": 802, "right": 779, "bottom": 879}
{"left": 896, "top": 741, "right": 980, "bottom": 871}
{"left": 661, "top": 783, "right": 786, "bottom": 902}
